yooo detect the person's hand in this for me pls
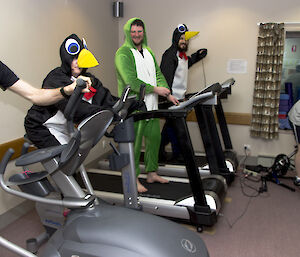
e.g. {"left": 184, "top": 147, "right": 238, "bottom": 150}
{"left": 167, "top": 94, "right": 179, "bottom": 105}
{"left": 78, "top": 76, "right": 92, "bottom": 92}
{"left": 197, "top": 48, "right": 207, "bottom": 59}
{"left": 153, "top": 86, "right": 170, "bottom": 97}
{"left": 64, "top": 76, "right": 92, "bottom": 95}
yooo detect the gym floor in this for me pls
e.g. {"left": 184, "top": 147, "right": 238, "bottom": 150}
{"left": 1, "top": 168, "right": 300, "bottom": 257}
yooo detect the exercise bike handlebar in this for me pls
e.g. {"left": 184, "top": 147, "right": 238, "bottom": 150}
{"left": 63, "top": 78, "right": 87, "bottom": 134}
{"left": 139, "top": 84, "right": 146, "bottom": 101}
{"left": 64, "top": 78, "right": 86, "bottom": 121}
{"left": 0, "top": 148, "right": 96, "bottom": 208}
{"left": 112, "top": 85, "right": 131, "bottom": 114}
{"left": 0, "top": 148, "right": 14, "bottom": 176}
{"left": 112, "top": 84, "right": 145, "bottom": 115}
{"left": 109, "top": 85, "right": 145, "bottom": 124}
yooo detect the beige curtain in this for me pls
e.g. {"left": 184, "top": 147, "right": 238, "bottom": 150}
{"left": 250, "top": 23, "right": 285, "bottom": 139}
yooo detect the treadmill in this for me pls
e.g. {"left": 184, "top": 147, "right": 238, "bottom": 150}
{"left": 153, "top": 78, "right": 237, "bottom": 182}
{"left": 99, "top": 78, "right": 237, "bottom": 183}
{"left": 78, "top": 84, "right": 227, "bottom": 231}
{"left": 214, "top": 78, "right": 239, "bottom": 169}
{"left": 192, "top": 78, "right": 237, "bottom": 183}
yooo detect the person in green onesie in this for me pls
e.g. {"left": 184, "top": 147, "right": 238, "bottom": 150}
{"left": 115, "top": 18, "right": 179, "bottom": 193}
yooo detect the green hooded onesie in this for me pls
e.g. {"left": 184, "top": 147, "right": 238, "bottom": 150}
{"left": 115, "top": 17, "right": 169, "bottom": 176}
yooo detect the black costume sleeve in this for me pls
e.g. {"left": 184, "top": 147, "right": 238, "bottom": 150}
{"left": 188, "top": 48, "right": 207, "bottom": 68}
{"left": 160, "top": 48, "right": 178, "bottom": 91}
{"left": 42, "top": 69, "right": 118, "bottom": 123}
{"left": 0, "top": 61, "right": 19, "bottom": 90}
{"left": 89, "top": 74, "right": 119, "bottom": 108}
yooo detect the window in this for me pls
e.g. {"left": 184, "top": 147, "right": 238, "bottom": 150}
{"left": 279, "top": 31, "right": 300, "bottom": 130}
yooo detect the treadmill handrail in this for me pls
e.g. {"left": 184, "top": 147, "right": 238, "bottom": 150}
{"left": 219, "top": 78, "right": 235, "bottom": 99}
{"left": 169, "top": 91, "right": 213, "bottom": 110}
{"left": 221, "top": 78, "right": 235, "bottom": 89}
{"left": 189, "top": 83, "right": 221, "bottom": 99}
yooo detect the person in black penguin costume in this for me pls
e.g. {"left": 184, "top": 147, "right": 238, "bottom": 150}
{"left": 159, "top": 24, "right": 207, "bottom": 161}
{"left": 0, "top": 61, "right": 92, "bottom": 105}
{"left": 24, "top": 34, "right": 118, "bottom": 149}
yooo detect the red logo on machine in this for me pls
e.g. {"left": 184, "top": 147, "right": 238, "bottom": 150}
{"left": 21, "top": 170, "right": 32, "bottom": 178}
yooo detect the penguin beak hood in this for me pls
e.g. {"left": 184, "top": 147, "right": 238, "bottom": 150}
{"left": 77, "top": 48, "right": 99, "bottom": 68}
{"left": 185, "top": 31, "right": 199, "bottom": 41}
{"left": 60, "top": 34, "right": 99, "bottom": 74}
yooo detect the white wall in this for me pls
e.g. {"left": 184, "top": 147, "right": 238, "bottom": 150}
{"left": 0, "top": 0, "right": 119, "bottom": 143}
{"left": 2, "top": 0, "right": 300, "bottom": 215}
{"left": 118, "top": 0, "right": 300, "bottom": 157}
{"left": 0, "top": 0, "right": 118, "bottom": 215}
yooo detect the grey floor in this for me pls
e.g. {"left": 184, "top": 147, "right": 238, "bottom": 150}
{"left": 1, "top": 168, "right": 299, "bottom": 257}
{"left": 196, "top": 169, "right": 300, "bottom": 257}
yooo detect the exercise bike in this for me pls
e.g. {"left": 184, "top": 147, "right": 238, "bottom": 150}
{"left": 246, "top": 148, "right": 297, "bottom": 193}
{"left": 0, "top": 80, "right": 209, "bottom": 257}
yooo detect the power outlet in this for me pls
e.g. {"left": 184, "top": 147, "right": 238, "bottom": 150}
{"left": 244, "top": 144, "right": 251, "bottom": 151}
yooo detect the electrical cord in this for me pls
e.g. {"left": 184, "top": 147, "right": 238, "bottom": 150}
{"left": 201, "top": 59, "right": 207, "bottom": 86}
{"left": 219, "top": 174, "right": 267, "bottom": 229}
{"left": 239, "top": 174, "right": 262, "bottom": 197}
{"left": 238, "top": 146, "right": 250, "bottom": 172}
{"left": 238, "top": 147, "right": 269, "bottom": 196}
{"left": 219, "top": 150, "right": 270, "bottom": 229}
{"left": 219, "top": 196, "right": 253, "bottom": 228}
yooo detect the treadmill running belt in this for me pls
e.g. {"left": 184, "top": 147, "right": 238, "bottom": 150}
{"left": 138, "top": 178, "right": 192, "bottom": 200}
{"left": 75, "top": 172, "right": 192, "bottom": 201}
{"left": 140, "top": 151, "right": 207, "bottom": 166}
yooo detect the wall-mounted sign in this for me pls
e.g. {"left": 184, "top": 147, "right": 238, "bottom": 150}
{"left": 227, "top": 59, "right": 247, "bottom": 74}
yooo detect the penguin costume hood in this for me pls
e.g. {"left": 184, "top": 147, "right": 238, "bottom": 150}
{"left": 160, "top": 24, "right": 207, "bottom": 93}
{"left": 172, "top": 24, "right": 199, "bottom": 51}
{"left": 24, "top": 34, "right": 118, "bottom": 149}
{"left": 60, "top": 34, "right": 99, "bottom": 76}
{"left": 41, "top": 34, "right": 100, "bottom": 90}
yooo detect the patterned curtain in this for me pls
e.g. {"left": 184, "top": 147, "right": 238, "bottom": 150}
{"left": 250, "top": 23, "right": 285, "bottom": 139}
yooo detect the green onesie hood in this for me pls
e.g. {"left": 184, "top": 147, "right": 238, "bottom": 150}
{"left": 123, "top": 17, "right": 148, "bottom": 49}
{"left": 115, "top": 17, "right": 168, "bottom": 97}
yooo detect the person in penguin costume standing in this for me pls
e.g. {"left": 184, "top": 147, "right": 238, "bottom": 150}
{"left": 159, "top": 24, "right": 207, "bottom": 161}
{"left": 115, "top": 18, "right": 180, "bottom": 193}
{"left": 24, "top": 34, "right": 118, "bottom": 149}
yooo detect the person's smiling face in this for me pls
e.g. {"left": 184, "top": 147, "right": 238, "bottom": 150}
{"left": 130, "top": 25, "right": 144, "bottom": 49}
{"left": 178, "top": 34, "right": 189, "bottom": 52}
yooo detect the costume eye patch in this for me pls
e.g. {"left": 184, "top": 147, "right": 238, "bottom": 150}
{"left": 65, "top": 39, "right": 80, "bottom": 55}
{"left": 177, "top": 24, "right": 186, "bottom": 33}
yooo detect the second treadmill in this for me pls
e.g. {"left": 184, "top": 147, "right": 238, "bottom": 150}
{"left": 80, "top": 83, "right": 227, "bottom": 231}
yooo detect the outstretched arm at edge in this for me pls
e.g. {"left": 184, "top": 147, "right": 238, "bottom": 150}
{"left": 8, "top": 76, "right": 91, "bottom": 106}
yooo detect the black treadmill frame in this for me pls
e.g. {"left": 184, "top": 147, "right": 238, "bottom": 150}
{"left": 133, "top": 109, "right": 217, "bottom": 228}
{"left": 193, "top": 85, "right": 235, "bottom": 184}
